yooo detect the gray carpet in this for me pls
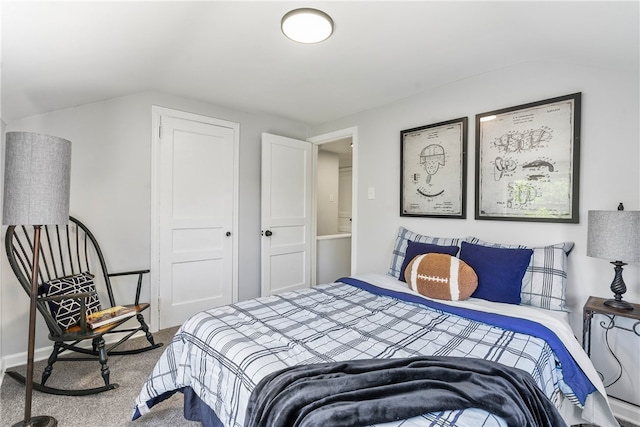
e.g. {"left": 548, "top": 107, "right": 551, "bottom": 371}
{"left": 0, "top": 327, "right": 198, "bottom": 427}
{"left": 1, "top": 326, "right": 637, "bottom": 426}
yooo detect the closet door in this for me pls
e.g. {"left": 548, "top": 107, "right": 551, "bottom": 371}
{"left": 153, "top": 107, "right": 238, "bottom": 329}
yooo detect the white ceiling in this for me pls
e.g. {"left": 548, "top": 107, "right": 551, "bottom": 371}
{"left": 2, "top": 1, "right": 638, "bottom": 125}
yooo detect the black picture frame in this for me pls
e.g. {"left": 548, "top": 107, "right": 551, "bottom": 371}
{"left": 475, "top": 93, "right": 581, "bottom": 223}
{"left": 400, "top": 117, "right": 468, "bottom": 218}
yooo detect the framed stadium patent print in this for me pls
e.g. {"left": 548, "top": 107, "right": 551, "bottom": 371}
{"left": 475, "top": 93, "right": 581, "bottom": 223}
{"left": 400, "top": 117, "right": 468, "bottom": 218}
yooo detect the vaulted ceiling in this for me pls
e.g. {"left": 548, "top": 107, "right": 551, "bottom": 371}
{"left": 2, "top": 1, "right": 638, "bottom": 125}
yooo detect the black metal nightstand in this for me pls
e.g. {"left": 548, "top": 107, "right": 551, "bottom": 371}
{"left": 582, "top": 296, "right": 640, "bottom": 406}
{"left": 583, "top": 296, "right": 640, "bottom": 356}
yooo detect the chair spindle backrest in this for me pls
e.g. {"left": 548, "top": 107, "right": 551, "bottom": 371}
{"left": 5, "top": 216, "right": 115, "bottom": 336}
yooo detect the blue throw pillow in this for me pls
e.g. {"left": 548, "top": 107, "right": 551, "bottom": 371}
{"left": 399, "top": 240, "right": 460, "bottom": 282}
{"left": 459, "top": 242, "right": 533, "bottom": 304}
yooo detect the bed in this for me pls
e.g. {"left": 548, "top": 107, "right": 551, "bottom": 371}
{"left": 132, "top": 228, "right": 619, "bottom": 427}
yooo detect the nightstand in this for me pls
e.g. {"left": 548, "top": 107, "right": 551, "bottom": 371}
{"left": 583, "top": 296, "right": 640, "bottom": 356}
{"left": 582, "top": 296, "right": 640, "bottom": 405}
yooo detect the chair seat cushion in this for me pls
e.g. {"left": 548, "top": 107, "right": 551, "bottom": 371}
{"left": 40, "top": 272, "right": 102, "bottom": 329}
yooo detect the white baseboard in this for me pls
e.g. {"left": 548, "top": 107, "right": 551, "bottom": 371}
{"left": 610, "top": 397, "right": 640, "bottom": 425}
{"left": 3, "top": 346, "right": 52, "bottom": 369}
{"left": 1, "top": 330, "right": 146, "bottom": 370}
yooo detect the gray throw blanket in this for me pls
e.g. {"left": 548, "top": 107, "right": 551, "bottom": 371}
{"left": 244, "top": 356, "right": 567, "bottom": 427}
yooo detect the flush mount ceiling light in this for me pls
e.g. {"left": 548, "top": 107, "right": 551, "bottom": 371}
{"left": 281, "top": 8, "right": 334, "bottom": 43}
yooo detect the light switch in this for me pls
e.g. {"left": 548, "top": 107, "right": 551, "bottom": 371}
{"left": 368, "top": 187, "right": 375, "bottom": 200}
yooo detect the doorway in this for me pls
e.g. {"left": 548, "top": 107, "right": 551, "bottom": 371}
{"left": 317, "top": 138, "right": 352, "bottom": 235}
{"left": 308, "top": 127, "right": 358, "bottom": 285}
{"left": 316, "top": 138, "right": 352, "bottom": 284}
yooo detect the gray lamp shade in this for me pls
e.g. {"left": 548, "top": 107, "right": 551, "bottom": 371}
{"left": 587, "top": 210, "right": 640, "bottom": 263}
{"left": 3, "top": 132, "right": 71, "bottom": 226}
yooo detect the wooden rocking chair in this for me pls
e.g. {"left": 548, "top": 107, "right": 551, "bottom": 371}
{"left": 5, "top": 216, "right": 162, "bottom": 396}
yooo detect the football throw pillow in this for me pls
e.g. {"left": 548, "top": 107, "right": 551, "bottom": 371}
{"left": 398, "top": 240, "right": 460, "bottom": 283}
{"left": 404, "top": 253, "right": 478, "bottom": 301}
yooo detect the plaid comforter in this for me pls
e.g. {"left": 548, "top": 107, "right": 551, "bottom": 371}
{"left": 133, "top": 275, "right": 606, "bottom": 427}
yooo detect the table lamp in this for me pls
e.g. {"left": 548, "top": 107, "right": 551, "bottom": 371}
{"left": 3, "top": 131, "right": 72, "bottom": 427}
{"left": 587, "top": 203, "right": 640, "bottom": 311}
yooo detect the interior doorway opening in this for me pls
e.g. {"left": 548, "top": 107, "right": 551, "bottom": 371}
{"left": 313, "top": 134, "right": 354, "bottom": 285}
{"left": 317, "top": 137, "right": 352, "bottom": 236}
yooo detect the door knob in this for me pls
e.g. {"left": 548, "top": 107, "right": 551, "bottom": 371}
{"left": 264, "top": 230, "right": 273, "bottom": 237}
{"left": 226, "top": 231, "right": 231, "bottom": 237}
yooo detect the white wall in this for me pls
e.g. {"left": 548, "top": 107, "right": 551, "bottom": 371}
{"left": 317, "top": 150, "right": 340, "bottom": 235}
{"left": 310, "top": 60, "right": 640, "bottom": 407}
{"left": 316, "top": 235, "right": 351, "bottom": 284}
{"left": 1, "top": 91, "right": 308, "bottom": 359}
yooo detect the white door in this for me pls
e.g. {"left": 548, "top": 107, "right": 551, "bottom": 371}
{"left": 261, "top": 133, "right": 313, "bottom": 296}
{"left": 153, "top": 108, "right": 238, "bottom": 329}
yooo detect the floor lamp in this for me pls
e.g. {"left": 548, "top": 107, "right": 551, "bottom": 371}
{"left": 3, "top": 132, "right": 72, "bottom": 427}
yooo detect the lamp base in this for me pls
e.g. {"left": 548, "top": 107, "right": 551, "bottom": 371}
{"left": 604, "top": 261, "right": 634, "bottom": 311}
{"left": 604, "top": 298, "right": 634, "bottom": 311}
{"left": 12, "top": 416, "right": 57, "bottom": 427}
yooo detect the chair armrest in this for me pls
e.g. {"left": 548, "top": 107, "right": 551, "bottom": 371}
{"left": 108, "top": 269, "right": 150, "bottom": 277}
{"left": 107, "top": 269, "right": 150, "bottom": 305}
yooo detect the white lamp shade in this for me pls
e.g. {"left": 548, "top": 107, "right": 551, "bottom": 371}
{"left": 587, "top": 209, "right": 640, "bottom": 263}
{"left": 3, "top": 132, "right": 72, "bottom": 226}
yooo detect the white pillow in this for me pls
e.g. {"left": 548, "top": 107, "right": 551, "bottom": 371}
{"left": 388, "top": 226, "right": 461, "bottom": 279}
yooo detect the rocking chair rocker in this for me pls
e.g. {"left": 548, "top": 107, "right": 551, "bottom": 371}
{"left": 5, "top": 216, "right": 162, "bottom": 396}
